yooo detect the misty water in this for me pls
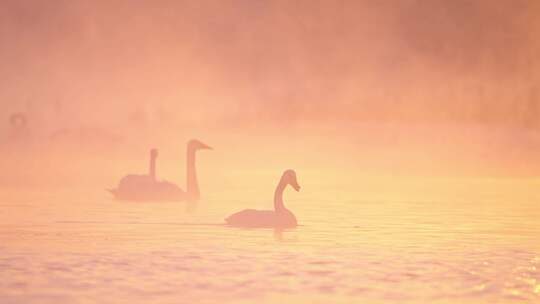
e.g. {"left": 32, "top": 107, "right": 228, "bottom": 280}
{"left": 3, "top": 0, "right": 540, "bottom": 302}
{"left": 1, "top": 177, "right": 539, "bottom": 304}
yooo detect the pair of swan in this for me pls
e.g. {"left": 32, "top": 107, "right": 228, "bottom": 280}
{"left": 110, "top": 139, "right": 301, "bottom": 228}
{"left": 109, "top": 139, "right": 212, "bottom": 202}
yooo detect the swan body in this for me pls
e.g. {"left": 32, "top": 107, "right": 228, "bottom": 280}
{"left": 109, "top": 140, "right": 211, "bottom": 202}
{"left": 225, "top": 170, "right": 300, "bottom": 228}
{"left": 225, "top": 209, "right": 297, "bottom": 228}
{"left": 109, "top": 175, "right": 184, "bottom": 201}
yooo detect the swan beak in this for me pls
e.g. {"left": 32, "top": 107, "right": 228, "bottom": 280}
{"left": 291, "top": 181, "right": 301, "bottom": 192}
{"left": 200, "top": 143, "right": 213, "bottom": 150}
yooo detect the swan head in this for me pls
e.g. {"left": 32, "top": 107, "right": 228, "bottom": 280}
{"left": 188, "top": 139, "right": 212, "bottom": 151}
{"left": 150, "top": 148, "right": 158, "bottom": 158}
{"left": 283, "top": 169, "right": 300, "bottom": 191}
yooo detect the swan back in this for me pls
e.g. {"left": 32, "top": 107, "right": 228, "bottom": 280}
{"left": 225, "top": 209, "right": 297, "bottom": 228}
{"left": 111, "top": 176, "right": 185, "bottom": 201}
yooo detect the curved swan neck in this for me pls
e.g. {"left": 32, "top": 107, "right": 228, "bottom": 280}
{"left": 186, "top": 147, "right": 199, "bottom": 201}
{"left": 274, "top": 179, "right": 287, "bottom": 212}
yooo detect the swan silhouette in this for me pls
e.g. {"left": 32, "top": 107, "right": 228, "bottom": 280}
{"left": 109, "top": 139, "right": 212, "bottom": 202}
{"left": 225, "top": 170, "right": 300, "bottom": 228}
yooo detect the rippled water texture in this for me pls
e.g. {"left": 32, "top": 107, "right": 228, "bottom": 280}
{"left": 1, "top": 178, "right": 540, "bottom": 303}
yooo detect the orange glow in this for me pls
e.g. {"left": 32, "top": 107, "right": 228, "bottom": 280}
{"left": 1, "top": 1, "right": 540, "bottom": 303}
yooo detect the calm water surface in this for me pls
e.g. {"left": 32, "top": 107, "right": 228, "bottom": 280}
{"left": 1, "top": 178, "right": 540, "bottom": 303}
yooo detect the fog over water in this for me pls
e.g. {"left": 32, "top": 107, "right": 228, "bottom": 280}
{"left": 2, "top": 1, "right": 539, "bottom": 124}
{"left": 1, "top": 2, "right": 540, "bottom": 304}
{"left": 2, "top": 1, "right": 540, "bottom": 183}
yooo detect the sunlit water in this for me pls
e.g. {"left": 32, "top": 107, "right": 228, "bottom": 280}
{"left": 1, "top": 178, "right": 540, "bottom": 304}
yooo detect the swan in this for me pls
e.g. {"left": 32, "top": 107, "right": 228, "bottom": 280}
{"left": 109, "top": 139, "right": 212, "bottom": 201}
{"left": 225, "top": 169, "right": 300, "bottom": 228}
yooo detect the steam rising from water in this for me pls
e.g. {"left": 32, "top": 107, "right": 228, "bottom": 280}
{"left": 1, "top": 1, "right": 540, "bottom": 184}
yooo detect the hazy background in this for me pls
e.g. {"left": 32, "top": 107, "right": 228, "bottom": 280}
{"left": 1, "top": 0, "right": 540, "bottom": 187}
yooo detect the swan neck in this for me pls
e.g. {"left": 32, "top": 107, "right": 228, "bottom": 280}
{"left": 149, "top": 156, "right": 156, "bottom": 181}
{"left": 274, "top": 179, "right": 287, "bottom": 212}
{"left": 186, "top": 147, "right": 199, "bottom": 201}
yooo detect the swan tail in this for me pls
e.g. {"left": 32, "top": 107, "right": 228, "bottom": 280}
{"left": 107, "top": 188, "right": 118, "bottom": 196}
